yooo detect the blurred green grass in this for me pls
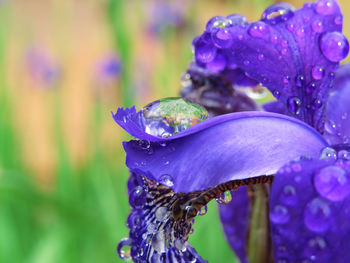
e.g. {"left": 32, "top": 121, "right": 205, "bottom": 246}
{"left": 1, "top": 0, "right": 350, "bottom": 262}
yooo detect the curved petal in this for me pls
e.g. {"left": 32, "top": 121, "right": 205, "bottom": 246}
{"left": 192, "top": 0, "right": 348, "bottom": 131}
{"left": 122, "top": 111, "right": 328, "bottom": 193}
{"left": 324, "top": 64, "right": 350, "bottom": 145}
{"left": 270, "top": 154, "right": 350, "bottom": 262}
{"left": 218, "top": 187, "right": 250, "bottom": 263}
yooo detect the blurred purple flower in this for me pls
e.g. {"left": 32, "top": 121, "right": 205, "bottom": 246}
{"left": 95, "top": 53, "right": 121, "bottom": 86}
{"left": 25, "top": 47, "right": 60, "bottom": 87}
{"left": 113, "top": 0, "right": 350, "bottom": 262}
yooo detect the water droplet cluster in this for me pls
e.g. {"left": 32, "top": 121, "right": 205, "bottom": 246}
{"left": 270, "top": 152, "right": 350, "bottom": 262}
{"left": 138, "top": 97, "right": 208, "bottom": 138}
{"left": 118, "top": 173, "right": 207, "bottom": 262}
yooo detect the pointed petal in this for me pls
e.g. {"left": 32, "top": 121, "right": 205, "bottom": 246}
{"left": 122, "top": 111, "right": 327, "bottom": 193}
{"left": 218, "top": 187, "right": 250, "bottom": 263}
{"left": 270, "top": 155, "right": 350, "bottom": 262}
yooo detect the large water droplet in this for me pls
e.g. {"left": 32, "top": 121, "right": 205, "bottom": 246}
{"left": 270, "top": 205, "right": 290, "bottom": 224}
{"left": 324, "top": 120, "right": 338, "bottom": 135}
{"left": 248, "top": 22, "right": 270, "bottom": 38}
{"left": 226, "top": 14, "right": 248, "bottom": 26}
{"left": 287, "top": 97, "right": 301, "bottom": 115}
{"left": 314, "top": 165, "right": 350, "bottom": 201}
{"left": 311, "top": 66, "right": 325, "bottom": 80}
{"left": 261, "top": 3, "right": 295, "bottom": 24}
{"left": 312, "top": 20, "right": 323, "bottom": 33}
{"left": 139, "top": 98, "right": 208, "bottom": 138}
{"left": 315, "top": 0, "right": 337, "bottom": 15}
{"left": 304, "top": 198, "right": 331, "bottom": 233}
{"left": 206, "top": 52, "right": 227, "bottom": 72}
{"left": 211, "top": 28, "right": 233, "bottom": 49}
{"left": 216, "top": 190, "right": 232, "bottom": 205}
{"left": 129, "top": 186, "right": 147, "bottom": 209}
{"left": 206, "top": 16, "right": 229, "bottom": 30}
{"left": 194, "top": 38, "right": 217, "bottom": 63}
{"left": 117, "top": 238, "right": 132, "bottom": 261}
{"left": 320, "top": 32, "right": 349, "bottom": 62}
{"left": 159, "top": 174, "right": 174, "bottom": 188}
{"left": 320, "top": 147, "right": 337, "bottom": 160}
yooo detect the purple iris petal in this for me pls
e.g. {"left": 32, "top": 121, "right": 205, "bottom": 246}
{"left": 263, "top": 101, "right": 288, "bottom": 115}
{"left": 218, "top": 187, "right": 250, "bottom": 263}
{"left": 116, "top": 109, "right": 328, "bottom": 193}
{"left": 192, "top": 0, "right": 348, "bottom": 131}
{"left": 270, "top": 156, "right": 350, "bottom": 262}
{"left": 324, "top": 64, "right": 350, "bottom": 145}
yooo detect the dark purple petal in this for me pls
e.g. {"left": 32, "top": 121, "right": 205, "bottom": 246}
{"left": 323, "top": 64, "right": 350, "bottom": 145}
{"left": 263, "top": 101, "right": 288, "bottom": 115}
{"left": 121, "top": 111, "right": 327, "bottom": 193}
{"left": 270, "top": 154, "right": 350, "bottom": 262}
{"left": 181, "top": 62, "right": 259, "bottom": 116}
{"left": 192, "top": 0, "right": 349, "bottom": 131}
{"left": 218, "top": 187, "right": 250, "bottom": 263}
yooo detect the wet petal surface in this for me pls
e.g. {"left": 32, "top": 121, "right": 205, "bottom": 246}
{"left": 118, "top": 109, "right": 327, "bottom": 193}
{"left": 270, "top": 154, "right": 350, "bottom": 262}
{"left": 192, "top": 0, "right": 348, "bottom": 131}
{"left": 324, "top": 64, "right": 350, "bottom": 145}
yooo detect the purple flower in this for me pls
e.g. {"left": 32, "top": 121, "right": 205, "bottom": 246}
{"left": 113, "top": 0, "right": 350, "bottom": 262}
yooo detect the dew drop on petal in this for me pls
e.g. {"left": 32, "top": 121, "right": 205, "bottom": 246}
{"left": 338, "top": 150, "right": 350, "bottom": 160}
{"left": 287, "top": 97, "right": 301, "bottom": 115}
{"left": 320, "top": 32, "right": 349, "bottom": 63}
{"left": 258, "top": 53, "right": 265, "bottom": 61}
{"left": 129, "top": 186, "right": 147, "bottom": 208}
{"left": 206, "top": 52, "right": 227, "bottom": 72}
{"left": 270, "top": 205, "right": 290, "bottom": 224}
{"left": 195, "top": 38, "right": 217, "bottom": 63}
{"left": 270, "top": 34, "right": 279, "bottom": 44}
{"left": 311, "top": 66, "right": 325, "bottom": 80}
{"left": 283, "top": 75, "right": 290, "bottom": 84}
{"left": 303, "top": 237, "right": 329, "bottom": 261}
{"left": 312, "top": 20, "right": 323, "bottom": 33}
{"left": 211, "top": 28, "right": 233, "bottom": 49}
{"left": 226, "top": 14, "right": 248, "bottom": 26}
{"left": 315, "top": 0, "right": 337, "bottom": 15}
{"left": 320, "top": 146, "right": 337, "bottom": 160}
{"left": 314, "top": 165, "right": 350, "bottom": 201}
{"left": 159, "top": 174, "right": 174, "bottom": 188}
{"left": 117, "top": 238, "right": 132, "bottom": 261}
{"left": 304, "top": 198, "right": 331, "bottom": 233}
{"left": 139, "top": 98, "right": 208, "bottom": 138}
{"left": 334, "top": 15, "right": 343, "bottom": 25}
{"left": 197, "top": 205, "right": 208, "bottom": 216}
{"left": 280, "top": 185, "right": 298, "bottom": 206}
{"left": 206, "top": 16, "right": 229, "bottom": 30}
{"left": 216, "top": 190, "right": 232, "bottom": 205}
{"left": 324, "top": 120, "right": 338, "bottom": 135}
{"left": 261, "top": 3, "right": 295, "bottom": 24}
{"left": 248, "top": 22, "right": 270, "bottom": 38}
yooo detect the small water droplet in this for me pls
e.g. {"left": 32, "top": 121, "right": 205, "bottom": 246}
{"left": 296, "top": 28, "right": 305, "bottom": 37}
{"left": 312, "top": 20, "right": 323, "bottom": 33}
{"left": 155, "top": 207, "right": 169, "bottom": 221}
{"left": 181, "top": 73, "right": 192, "bottom": 88}
{"left": 324, "top": 120, "right": 338, "bottom": 135}
{"left": 281, "top": 40, "right": 288, "bottom": 47}
{"left": 314, "top": 165, "right": 350, "bottom": 201}
{"left": 281, "top": 48, "right": 288, "bottom": 55}
{"left": 270, "top": 205, "right": 290, "bottom": 224}
{"left": 261, "top": 3, "right": 295, "bottom": 24}
{"left": 338, "top": 150, "right": 350, "bottom": 160}
{"left": 304, "top": 198, "right": 331, "bottom": 233}
{"left": 129, "top": 186, "right": 147, "bottom": 208}
{"left": 139, "top": 98, "right": 208, "bottom": 138}
{"left": 281, "top": 185, "right": 298, "bottom": 206}
{"left": 237, "top": 34, "right": 243, "bottom": 40}
{"left": 320, "top": 146, "right": 337, "bottom": 160}
{"left": 296, "top": 75, "right": 304, "bottom": 87}
{"left": 117, "top": 238, "right": 132, "bottom": 261}
{"left": 216, "top": 191, "right": 232, "bottom": 205}
{"left": 243, "top": 60, "right": 250, "bottom": 65}
{"left": 315, "top": 0, "right": 337, "bottom": 15}
{"left": 270, "top": 34, "right": 279, "bottom": 44}
{"left": 197, "top": 205, "right": 208, "bottom": 216}
{"left": 287, "top": 97, "right": 301, "bottom": 115}
{"left": 303, "top": 237, "right": 329, "bottom": 261}
{"left": 283, "top": 75, "right": 290, "bottom": 84}
{"left": 258, "top": 53, "right": 265, "bottom": 61}
{"left": 286, "top": 23, "right": 295, "bottom": 32}
{"left": 248, "top": 22, "right": 270, "bottom": 38}
{"left": 123, "top": 116, "right": 127, "bottom": 123}
{"left": 273, "top": 90, "right": 281, "bottom": 98}
{"left": 311, "top": 65, "right": 325, "bottom": 80}
{"left": 159, "top": 174, "right": 174, "bottom": 187}
{"left": 194, "top": 38, "right": 217, "bottom": 63}
{"left": 320, "top": 32, "right": 349, "bottom": 62}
